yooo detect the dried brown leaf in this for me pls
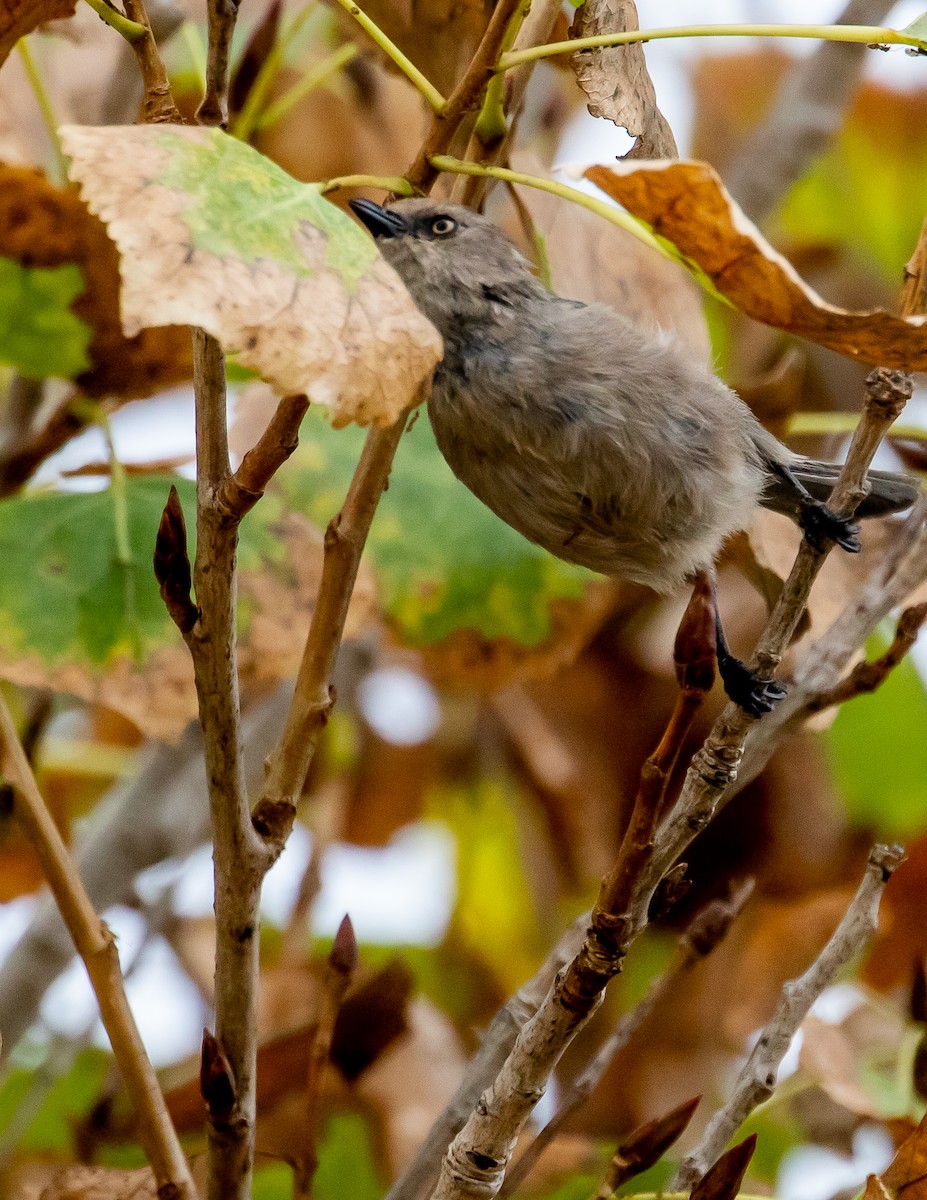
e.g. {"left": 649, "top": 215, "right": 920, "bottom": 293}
{"left": 882, "top": 1111, "right": 927, "bottom": 1197}
{"left": 38, "top": 1165, "right": 157, "bottom": 1200}
{"left": 0, "top": 164, "right": 191, "bottom": 399}
{"left": 568, "top": 0, "right": 676, "bottom": 155}
{"left": 0, "top": 0, "right": 75, "bottom": 68}
{"left": 583, "top": 159, "right": 927, "bottom": 369}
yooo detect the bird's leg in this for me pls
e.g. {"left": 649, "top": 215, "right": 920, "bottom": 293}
{"left": 698, "top": 569, "right": 788, "bottom": 717}
{"left": 768, "top": 460, "right": 861, "bottom": 553}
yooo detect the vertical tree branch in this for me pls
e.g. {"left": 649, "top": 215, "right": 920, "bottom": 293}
{"left": 187, "top": 328, "right": 267, "bottom": 1200}
{"left": 120, "top": 0, "right": 182, "bottom": 122}
{"left": 197, "top": 0, "right": 241, "bottom": 125}
{"left": 0, "top": 693, "right": 195, "bottom": 1200}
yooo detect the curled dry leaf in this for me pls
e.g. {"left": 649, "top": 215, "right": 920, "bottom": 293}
{"left": 582, "top": 158, "right": 927, "bottom": 369}
{"left": 0, "top": 0, "right": 75, "bottom": 68}
{"left": 61, "top": 124, "right": 442, "bottom": 427}
{"left": 569, "top": 0, "right": 676, "bottom": 156}
{"left": 863, "top": 1110, "right": 927, "bottom": 1198}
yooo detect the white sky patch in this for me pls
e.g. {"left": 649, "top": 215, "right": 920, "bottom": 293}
{"left": 358, "top": 666, "right": 442, "bottom": 746}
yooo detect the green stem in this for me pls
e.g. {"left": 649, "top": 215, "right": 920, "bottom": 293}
{"left": 474, "top": 0, "right": 530, "bottom": 142}
{"left": 79, "top": 0, "right": 147, "bottom": 42}
{"left": 787, "top": 412, "right": 927, "bottom": 441}
{"left": 328, "top": 0, "right": 446, "bottom": 111}
{"left": 231, "top": 2, "right": 319, "bottom": 141}
{"left": 95, "top": 408, "right": 133, "bottom": 569}
{"left": 256, "top": 42, "right": 360, "bottom": 131}
{"left": 497, "top": 22, "right": 927, "bottom": 70}
{"left": 16, "top": 40, "right": 69, "bottom": 186}
{"left": 430, "top": 155, "right": 666, "bottom": 252}
{"left": 181, "top": 20, "right": 208, "bottom": 89}
{"left": 320, "top": 173, "right": 415, "bottom": 194}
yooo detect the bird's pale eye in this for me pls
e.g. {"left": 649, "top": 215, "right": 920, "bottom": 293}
{"left": 430, "top": 217, "right": 458, "bottom": 236}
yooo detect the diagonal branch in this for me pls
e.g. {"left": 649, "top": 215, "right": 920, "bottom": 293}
{"left": 0, "top": 693, "right": 195, "bottom": 1200}
{"left": 672, "top": 843, "right": 904, "bottom": 1188}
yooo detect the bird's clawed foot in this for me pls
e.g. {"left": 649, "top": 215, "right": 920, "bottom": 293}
{"left": 717, "top": 651, "right": 788, "bottom": 717}
{"left": 799, "top": 499, "right": 861, "bottom": 554}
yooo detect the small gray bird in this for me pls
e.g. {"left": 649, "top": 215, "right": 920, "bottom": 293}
{"left": 350, "top": 197, "right": 918, "bottom": 714}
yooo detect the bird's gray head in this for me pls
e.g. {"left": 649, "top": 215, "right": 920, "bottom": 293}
{"left": 349, "top": 197, "right": 541, "bottom": 337}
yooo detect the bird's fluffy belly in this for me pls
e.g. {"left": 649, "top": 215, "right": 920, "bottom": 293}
{"left": 429, "top": 402, "right": 761, "bottom": 593}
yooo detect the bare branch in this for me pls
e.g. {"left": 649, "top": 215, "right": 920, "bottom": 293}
{"left": 387, "top": 914, "right": 590, "bottom": 1200}
{"left": 502, "top": 883, "right": 753, "bottom": 1196}
{"left": 120, "top": 0, "right": 182, "bottom": 123}
{"left": 672, "top": 844, "right": 904, "bottom": 1189}
{"left": 197, "top": 0, "right": 241, "bottom": 126}
{"left": 218, "top": 393, "right": 309, "bottom": 520}
{"left": 0, "top": 692, "right": 195, "bottom": 1199}
{"left": 726, "top": 0, "right": 896, "bottom": 222}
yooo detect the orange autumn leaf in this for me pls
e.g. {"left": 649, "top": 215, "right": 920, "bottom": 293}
{"left": 583, "top": 158, "right": 927, "bottom": 369}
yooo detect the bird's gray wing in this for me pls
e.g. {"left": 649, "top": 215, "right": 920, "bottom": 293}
{"left": 759, "top": 455, "right": 919, "bottom": 519}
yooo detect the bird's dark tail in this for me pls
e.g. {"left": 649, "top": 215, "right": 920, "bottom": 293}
{"left": 761, "top": 458, "right": 920, "bottom": 519}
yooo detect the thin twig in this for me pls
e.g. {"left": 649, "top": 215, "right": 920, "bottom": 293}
{"left": 502, "top": 882, "right": 753, "bottom": 1196}
{"left": 428, "top": 587, "right": 716, "bottom": 1199}
{"left": 251, "top": 407, "right": 418, "bottom": 843}
{"left": 0, "top": 693, "right": 195, "bottom": 1199}
{"left": 197, "top": 0, "right": 241, "bottom": 125}
{"left": 328, "top": 0, "right": 445, "bottom": 112}
{"left": 496, "top": 22, "right": 927, "bottom": 71}
{"left": 672, "top": 844, "right": 905, "bottom": 1188}
{"left": 80, "top": 0, "right": 147, "bottom": 42}
{"left": 292, "top": 916, "right": 358, "bottom": 1198}
{"left": 404, "top": 0, "right": 526, "bottom": 193}
{"left": 121, "top": 0, "right": 182, "bottom": 122}
{"left": 806, "top": 600, "right": 927, "bottom": 712}
{"left": 387, "top": 914, "right": 591, "bottom": 1200}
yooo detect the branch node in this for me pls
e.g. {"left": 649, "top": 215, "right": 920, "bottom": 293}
{"left": 865, "top": 366, "right": 914, "bottom": 419}
{"left": 648, "top": 862, "right": 690, "bottom": 920}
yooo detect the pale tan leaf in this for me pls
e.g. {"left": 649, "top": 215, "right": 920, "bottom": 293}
{"left": 60, "top": 124, "right": 442, "bottom": 428}
{"left": 39, "top": 1165, "right": 157, "bottom": 1200}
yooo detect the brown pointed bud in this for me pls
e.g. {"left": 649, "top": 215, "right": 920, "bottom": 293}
{"left": 648, "top": 863, "right": 690, "bottom": 921}
{"left": 675, "top": 573, "right": 716, "bottom": 693}
{"left": 691, "top": 1134, "right": 757, "bottom": 1200}
{"left": 153, "top": 485, "right": 198, "bottom": 634}
{"left": 330, "top": 914, "right": 358, "bottom": 978}
{"left": 200, "top": 1029, "right": 236, "bottom": 1121}
{"left": 913, "top": 1032, "right": 927, "bottom": 1104}
{"left": 912, "top": 959, "right": 927, "bottom": 1024}
{"left": 686, "top": 879, "right": 755, "bottom": 957}
{"left": 608, "top": 1096, "right": 702, "bottom": 1187}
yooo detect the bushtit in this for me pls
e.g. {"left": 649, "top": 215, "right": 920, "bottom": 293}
{"left": 350, "top": 197, "right": 918, "bottom": 714}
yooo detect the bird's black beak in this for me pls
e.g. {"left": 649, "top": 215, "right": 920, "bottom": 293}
{"left": 349, "top": 198, "right": 408, "bottom": 239}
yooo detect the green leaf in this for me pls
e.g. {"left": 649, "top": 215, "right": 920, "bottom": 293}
{"left": 280, "top": 407, "right": 592, "bottom": 646}
{"left": 314, "top": 1112, "right": 382, "bottom": 1200}
{"left": 825, "top": 641, "right": 927, "bottom": 838}
{"left": 0, "top": 476, "right": 283, "bottom": 670}
{"left": 0, "top": 1047, "right": 110, "bottom": 1151}
{"left": 0, "top": 258, "right": 92, "bottom": 378}
{"left": 902, "top": 13, "right": 927, "bottom": 41}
